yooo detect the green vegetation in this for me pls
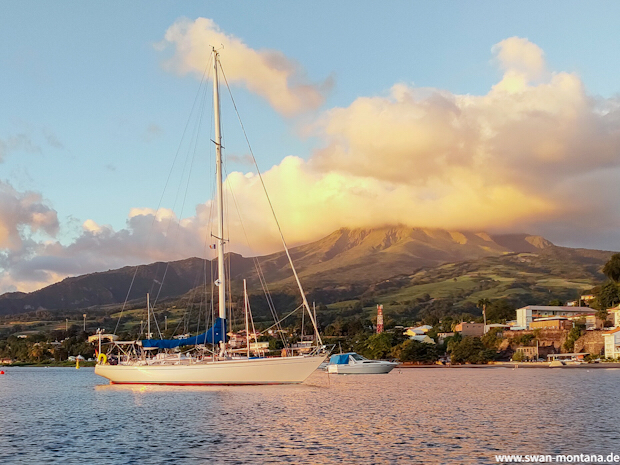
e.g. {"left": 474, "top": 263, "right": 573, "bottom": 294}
{"left": 603, "top": 253, "right": 620, "bottom": 283}
{"left": 2, "top": 246, "right": 618, "bottom": 365}
{"left": 392, "top": 339, "right": 441, "bottom": 363}
{"left": 563, "top": 321, "right": 586, "bottom": 352}
{"left": 0, "top": 330, "right": 95, "bottom": 364}
{"left": 449, "top": 337, "right": 497, "bottom": 364}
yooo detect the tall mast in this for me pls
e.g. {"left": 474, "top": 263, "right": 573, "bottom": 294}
{"left": 213, "top": 48, "right": 226, "bottom": 323}
{"left": 244, "top": 279, "right": 250, "bottom": 357}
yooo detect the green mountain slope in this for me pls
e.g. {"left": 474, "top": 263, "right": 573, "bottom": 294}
{"left": 0, "top": 226, "right": 613, "bottom": 317}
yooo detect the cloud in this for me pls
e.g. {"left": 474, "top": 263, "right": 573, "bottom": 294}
{"left": 227, "top": 153, "right": 254, "bottom": 166}
{"left": 492, "top": 37, "right": 547, "bottom": 82}
{"left": 0, "top": 128, "right": 63, "bottom": 163}
{"left": 0, "top": 182, "right": 60, "bottom": 292}
{"left": 158, "top": 17, "right": 331, "bottom": 116}
{"left": 43, "top": 129, "right": 64, "bottom": 149}
{"left": 0, "top": 181, "right": 58, "bottom": 251}
{"left": 143, "top": 123, "right": 163, "bottom": 142}
{"left": 3, "top": 36, "right": 620, "bottom": 294}
{"left": 0, "top": 134, "right": 41, "bottom": 162}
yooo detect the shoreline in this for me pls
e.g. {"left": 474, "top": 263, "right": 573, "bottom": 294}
{"left": 397, "top": 362, "right": 620, "bottom": 369}
{"left": 1, "top": 361, "right": 97, "bottom": 368}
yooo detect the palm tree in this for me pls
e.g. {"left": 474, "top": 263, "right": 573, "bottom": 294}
{"left": 477, "top": 298, "right": 491, "bottom": 332}
{"left": 28, "top": 344, "right": 44, "bottom": 362}
{"left": 603, "top": 253, "right": 620, "bottom": 283}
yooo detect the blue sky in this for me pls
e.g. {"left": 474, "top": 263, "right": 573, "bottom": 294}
{"left": 2, "top": 1, "right": 620, "bottom": 292}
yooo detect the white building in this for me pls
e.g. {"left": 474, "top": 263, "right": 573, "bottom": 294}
{"left": 516, "top": 306, "right": 592, "bottom": 329}
{"left": 607, "top": 306, "right": 620, "bottom": 328}
{"left": 603, "top": 327, "right": 620, "bottom": 359}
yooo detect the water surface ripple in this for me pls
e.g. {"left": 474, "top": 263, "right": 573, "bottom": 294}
{"left": 1, "top": 367, "right": 619, "bottom": 464}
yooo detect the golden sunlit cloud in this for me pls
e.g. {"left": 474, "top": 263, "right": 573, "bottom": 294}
{"left": 3, "top": 36, "right": 620, "bottom": 293}
{"left": 214, "top": 37, "right": 620, "bottom": 252}
{"left": 159, "top": 17, "right": 331, "bottom": 116}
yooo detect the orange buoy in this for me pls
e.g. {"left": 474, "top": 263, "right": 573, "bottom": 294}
{"left": 0, "top": 370, "right": 5, "bottom": 375}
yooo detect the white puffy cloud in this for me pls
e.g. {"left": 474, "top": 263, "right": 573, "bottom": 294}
{"left": 0, "top": 181, "right": 58, "bottom": 251}
{"left": 3, "top": 36, "right": 620, "bottom": 294}
{"left": 159, "top": 17, "right": 331, "bottom": 116}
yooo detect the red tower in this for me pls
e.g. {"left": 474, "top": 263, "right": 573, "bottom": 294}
{"left": 376, "top": 304, "right": 384, "bottom": 334}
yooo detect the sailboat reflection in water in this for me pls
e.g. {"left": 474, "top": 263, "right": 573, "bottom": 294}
{"left": 95, "top": 48, "right": 327, "bottom": 385}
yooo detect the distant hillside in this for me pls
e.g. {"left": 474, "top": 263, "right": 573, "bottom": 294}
{"left": 257, "top": 226, "right": 555, "bottom": 288}
{"left": 361, "top": 245, "right": 611, "bottom": 312}
{"left": 0, "top": 226, "right": 612, "bottom": 316}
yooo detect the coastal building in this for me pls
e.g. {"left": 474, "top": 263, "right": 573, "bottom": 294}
{"left": 547, "top": 353, "right": 589, "bottom": 362}
{"left": 516, "top": 306, "right": 592, "bottom": 329}
{"left": 514, "top": 346, "right": 539, "bottom": 361}
{"left": 437, "top": 332, "right": 455, "bottom": 344}
{"left": 403, "top": 325, "right": 433, "bottom": 336}
{"left": 583, "top": 314, "right": 611, "bottom": 330}
{"left": 580, "top": 295, "right": 596, "bottom": 306}
{"left": 485, "top": 323, "right": 511, "bottom": 333}
{"left": 409, "top": 334, "right": 435, "bottom": 344}
{"left": 529, "top": 316, "right": 572, "bottom": 330}
{"left": 603, "top": 328, "right": 620, "bottom": 359}
{"left": 454, "top": 322, "right": 484, "bottom": 337}
{"left": 607, "top": 306, "right": 620, "bottom": 328}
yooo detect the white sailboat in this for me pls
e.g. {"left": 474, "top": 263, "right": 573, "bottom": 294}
{"left": 95, "top": 48, "right": 326, "bottom": 385}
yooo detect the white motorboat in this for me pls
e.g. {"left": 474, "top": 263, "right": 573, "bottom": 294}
{"left": 326, "top": 352, "right": 397, "bottom": 374}
{"left": 95, "top": 48, "right": 326, "bottom": 385}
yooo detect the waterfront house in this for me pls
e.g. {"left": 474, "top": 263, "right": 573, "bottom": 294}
{"left": 403, "top": 325, "right": 433, "bottom": 336}
{"left": 603, "top": 327, "right": 620, "bottom": 359}
{"left": 607, "top": 305, "right": 620, "bottom": 328}
{"left": 529, "top": 316, "right": 572, "bottom": 330}
{"left": 514, "top": 346, "right": 539, "bottom": 361}
{"left": 454, "top": 322, "right": 484, "bottom": 337}
{"left": 437, "top": 332, "right": 455, "bottom": 344}
{"left": 516, "top": 306, "right": 593, "bottom": 329}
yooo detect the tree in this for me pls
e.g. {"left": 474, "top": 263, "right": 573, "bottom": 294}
{"left": 449, "top": 337, "right": 496, "bottom": 364}
{"left": 477, "top": 298, "right": 491, "bottom": 328}
{"left": 28, "top": 344, "right": 45, "bottom": 362}
{"left": 603, "top": 253, "right": 620, "bottom": 283}
{"left": 356, "top": 332, "right": 397, "bottom": 359}
{"left": 392, "top": 339, "right": 439, "bottom": 363}
{"left": 597, "top": 281, "right": 620, "bottom": 310}
{"left": 481, "top": 327, "right": 503, "bottom": 350}
{"left": 563, "top": 321, "right": 585, "bottom": 352}
{"left": 485, "top": 300, "right": 516, "bottom": 322}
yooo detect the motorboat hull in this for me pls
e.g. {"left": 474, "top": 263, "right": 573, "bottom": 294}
{"left": 327, "top": 360, "right": 397, "bottom": 374}
{"left": 95, "top": 355, "right": 326, "bottom": 385}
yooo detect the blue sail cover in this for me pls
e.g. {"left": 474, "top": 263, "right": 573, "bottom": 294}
{"left": 329, "top": 353, "right": 353, "bottom": 365}
{"left": 141, "top": 318, "right": 227, "bottom": 349}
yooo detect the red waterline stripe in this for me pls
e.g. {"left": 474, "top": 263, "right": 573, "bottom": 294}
{"left": 109, "top": 381, "right": 297, "bottom": 386}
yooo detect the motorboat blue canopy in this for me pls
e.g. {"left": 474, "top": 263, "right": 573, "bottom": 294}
{"left": 329, "top": 353, "right": 354, "bottom": 365}
{"left": 142, "top": 318, "right": 227, "bottom": 349}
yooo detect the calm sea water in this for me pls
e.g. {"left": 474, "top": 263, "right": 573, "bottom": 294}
{"left": 1, "top": 366, "right": 619, "bottom": 464}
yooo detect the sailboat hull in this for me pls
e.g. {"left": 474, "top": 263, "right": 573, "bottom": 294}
{"left": 95, "top": 355, "right": 326, "bottom": 385}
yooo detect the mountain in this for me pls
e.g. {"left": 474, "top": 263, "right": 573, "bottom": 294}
{"left": 260, "top": 227, "right": 555, "bottom": 288}
{"left": 0, "top": 226, "right": 611, "bottom": 316}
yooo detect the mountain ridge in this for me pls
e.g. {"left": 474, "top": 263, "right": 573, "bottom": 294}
{"left": 0, "top": 226, "right": 611, "bottom": 316}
